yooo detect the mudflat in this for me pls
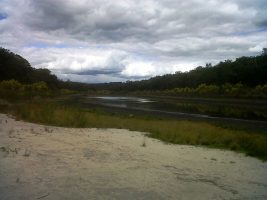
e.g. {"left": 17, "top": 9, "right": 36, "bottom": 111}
{"left": 0, "top": 114, "right": 267, "bottom": 200}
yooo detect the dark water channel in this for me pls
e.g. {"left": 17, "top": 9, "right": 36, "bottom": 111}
{"left": 74, "top": 95, "right": 267, "bottom": 129}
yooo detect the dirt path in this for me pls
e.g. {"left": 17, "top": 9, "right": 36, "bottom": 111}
{"left": 0, "top": 114, "right": 267, "bottom": 200}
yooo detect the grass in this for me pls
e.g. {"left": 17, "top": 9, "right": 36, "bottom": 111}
{"left": 4, "top": 99, "right": 267, "bottom": 161}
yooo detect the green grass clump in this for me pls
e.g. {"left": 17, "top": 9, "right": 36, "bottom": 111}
{"left": 8, "top": 100, "right": 267, "bottom": 160}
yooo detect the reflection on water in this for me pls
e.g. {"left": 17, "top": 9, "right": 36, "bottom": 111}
{"left": 86, "top": 96, "right": 267, "bottom": 121}
{"left": 94, "top": 96, "right": 154, "bottom": 103}
{"left": 173, "top": 102, "right": 267, "bottom": 120}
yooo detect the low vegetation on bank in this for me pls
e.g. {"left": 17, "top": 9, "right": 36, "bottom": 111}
{"left": 120, "top": 82, "right": 267, "bottom": 99}
{"left": 2, "top": 100, "right": 266, "bottom": 161}
{"left": 0, "top": 79, "right": 76, "bottom": 100}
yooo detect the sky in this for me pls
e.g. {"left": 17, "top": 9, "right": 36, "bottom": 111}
{"left": 0, "top": 0, "right": 267, "bottom": 83}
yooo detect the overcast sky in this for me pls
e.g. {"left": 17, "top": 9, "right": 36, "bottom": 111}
{"left": 0, "top": 0, "right": 266, "bottom": 83}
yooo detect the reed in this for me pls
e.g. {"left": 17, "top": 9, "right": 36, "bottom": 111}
{"left": 9, "top": 100, "right": 267, "bottom": 160}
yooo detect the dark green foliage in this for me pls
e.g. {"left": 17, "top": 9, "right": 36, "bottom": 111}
{"left": 0, "top": 47, "right": 60, "bottom": 89}
{"left": 31, "top": 68, "right": 59, "bottom": 89}
{"left": 59, "top": 80, "right": 93, "bottom": 91}
{"left": 122, "top": 82, "right": 267, "bottom": 99}
{"left": 0, "top": 79, "right": 23, "bottom": 99}
{"left": 91, "top": 50, "right": 267, "bottom": 92}
{"left": 0, "top": 48, "right": 33, "bottom": 83}
{"left": 1, "top": 46, "right": 267, "bottom": 94}
{"left": 0, "top": 80, "right": 50, "bottom": 100}
{"left": 0, "top": 47, "right": 92, "bottom": 91}
{"left": 167, "top": 83, "right": 267, "bottom": 98}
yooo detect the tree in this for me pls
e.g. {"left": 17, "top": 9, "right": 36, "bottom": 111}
{"left": 262, "top": 48, "right": 267, "bottom": 56}
{"left": 0, "top": 47, "right": 60, "bottom": 89}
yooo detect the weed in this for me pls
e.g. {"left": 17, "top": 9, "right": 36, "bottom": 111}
{"left": 0, "top": 146, "right": 7, "bottom": 152}
{"left": 44, "top": 127, "right": 53, "bottom": 133}
{"left": 141, "top": 137, "right": 147, "bottom": 147}
{"left": 7, "top": 100, "right": 267, "bottom": 161}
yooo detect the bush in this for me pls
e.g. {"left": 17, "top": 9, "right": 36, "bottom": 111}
{"left": 0, "top": 79, "right": 23, "bottom": 100}
{"left": 0, "top": 80, "right": 50, "bottom": 100}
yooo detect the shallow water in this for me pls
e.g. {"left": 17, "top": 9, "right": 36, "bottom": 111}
{"left": 86, "top": 96, "right": 267, "bottom": 122}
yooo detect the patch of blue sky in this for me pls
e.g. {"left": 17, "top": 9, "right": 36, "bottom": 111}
{"left": 53, "top": 44, "right": 70, "bottom": 48}
{"left": 25, "top": 42, "right": 106, "bottom": 49}
{"left": 0, "top": 13, "right": 7, "bottom": 20}
{"left": 94, "top": 44, "right": 107, "bottom": 49}
{"left": 25, "top": 43, "right": 71, "bottom": 49}
{"left": 234, "top": 28, "right": 267, "bottom": 37}
{"left": 130, "top": 51, "right": 157, "bottom": 61}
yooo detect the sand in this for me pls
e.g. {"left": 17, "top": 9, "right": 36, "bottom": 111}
{"left": 0, "top": 113, "right": 267, "bottom": 200}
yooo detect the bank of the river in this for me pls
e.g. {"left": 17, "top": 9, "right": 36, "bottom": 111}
{"left": 2, "top": 98, "right": 267, "bottom": 160}
{"left": 1, "top": 114, "right": 267, "bottom": 200}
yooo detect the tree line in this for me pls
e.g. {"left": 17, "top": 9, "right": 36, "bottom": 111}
{"left": 0, "top": 47, "right": 91, "bottom": 91}
{"left": 127, "top": 83, "right": 267, "bottom": 99}
{"left": 1, "top": 46, "right": 267, "bottom": 99}
{"left": 91, "top": 48, "right": 267, "bottom": 92}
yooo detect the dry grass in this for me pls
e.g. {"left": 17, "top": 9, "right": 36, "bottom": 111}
{"left": 8, "top": 101, "right": 267, "bottom": 160}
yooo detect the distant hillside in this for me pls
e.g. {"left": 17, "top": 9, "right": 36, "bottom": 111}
{"left": 91, "top": 49, "right": 267, "bottom": 91}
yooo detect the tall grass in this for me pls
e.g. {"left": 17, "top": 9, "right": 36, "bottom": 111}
{"left": 9, "top": 101, "right": 267, "bottom": 160}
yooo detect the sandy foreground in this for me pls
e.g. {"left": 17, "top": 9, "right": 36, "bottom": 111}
{"left": 0, "top": 114, "right": 267, "bottom": 200}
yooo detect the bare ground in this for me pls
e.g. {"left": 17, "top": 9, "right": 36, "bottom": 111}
{"left": 0, "top": 114, "right": 267, "bottom": 200}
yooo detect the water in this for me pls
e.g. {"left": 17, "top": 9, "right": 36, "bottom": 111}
{"left": 83, "top": 96, "right": 267, "bottom": 124}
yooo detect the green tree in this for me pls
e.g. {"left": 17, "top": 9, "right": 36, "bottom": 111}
{"left": 0, "top": 79, "right": 22, "bottom": 100}
{"left": 262, "top": 48, "right": 267, "bottom": 56}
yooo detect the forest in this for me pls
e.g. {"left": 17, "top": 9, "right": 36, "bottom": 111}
{"left": 91, "top": 48, "right": 267, "bottom": 92}
{"left": 1, "top": 47, "right": 267, "bottom": 99}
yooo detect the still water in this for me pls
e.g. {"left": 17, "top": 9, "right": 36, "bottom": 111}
{"left": 83, "top": 96, "right": 267, "bottom": 123}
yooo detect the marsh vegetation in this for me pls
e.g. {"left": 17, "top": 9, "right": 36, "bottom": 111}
{"left": 2, "top": 98, "right": 266, "bottom": 160}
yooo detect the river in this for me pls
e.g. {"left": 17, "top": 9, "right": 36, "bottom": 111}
{"left": 71, "top": 95, "right": 267, "bottom": 129}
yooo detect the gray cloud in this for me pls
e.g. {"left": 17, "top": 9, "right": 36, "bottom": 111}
{"left": 72, "top": 69, "right": 122, "bottom": 76}
{"left": 0, "top": 0, "right": 267, "bottom": 83}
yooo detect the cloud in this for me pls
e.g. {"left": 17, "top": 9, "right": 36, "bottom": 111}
{"left": 0, "top": 0, "right": 266, "bottom": 83}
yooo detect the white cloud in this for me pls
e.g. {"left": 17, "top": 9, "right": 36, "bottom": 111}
{"left": 0, "top": 0, "right": 266, "bottom": 82}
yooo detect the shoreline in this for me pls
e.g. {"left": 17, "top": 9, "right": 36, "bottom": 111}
{"left": 1, "top": 114, "right": 267, "bottom": 199}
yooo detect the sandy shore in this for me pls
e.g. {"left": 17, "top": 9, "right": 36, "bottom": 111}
{"left": 0, "top": 114, "right": 267, "bottom": 200}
